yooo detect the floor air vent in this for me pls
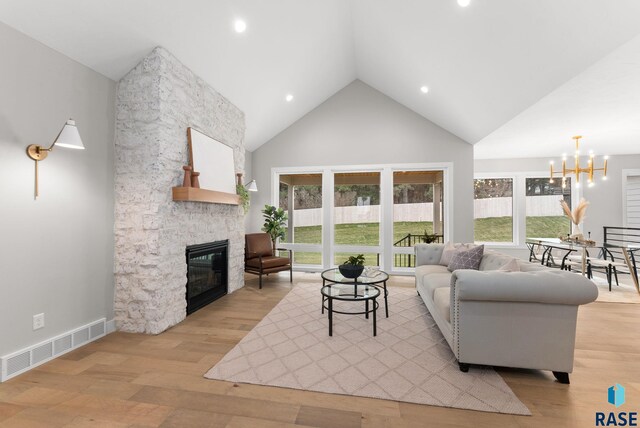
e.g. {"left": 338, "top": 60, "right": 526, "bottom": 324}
{"left": 1, "top": 318, "right": 108, "bottom": 382}
{"left": 6, "top": 351, "right": 30, "bottom": 378}
{"left": 54, "top": 335, "right": 72, "bottom": 355}
{"left": 73, "top": 328, "right": 89, "bottom": 346}
{"left": 32, "top": 342, "right": 53, "bottom": 365}
{"left": 90, "top": 322, "right": 105, "bottom": 339}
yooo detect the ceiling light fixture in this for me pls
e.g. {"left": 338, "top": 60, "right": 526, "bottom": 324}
{"left": 549, "top": 136, "right": 607, "bottom": 189}
{"left": 420, "top": 86, "right": 429, "bottom": 94}
{"left": 234, "top": 20, "right": 247, "bottom": 33}
{"left": 285, "top": 94, "right": 294, "bottom": 102}
{"left": 457, "top": 0, "right": 471, "bottom": 7}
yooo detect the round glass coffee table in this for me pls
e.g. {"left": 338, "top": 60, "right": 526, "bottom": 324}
{"left": 321, "top": 268, "right": 390, "bottom": 317}
{"left": 320, "top": 283, "right": 380, "bottom": 336}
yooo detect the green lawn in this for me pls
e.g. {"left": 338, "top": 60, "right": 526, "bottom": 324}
{"left": 283, "top": 216, "right": 570, "bottom": 265}
{"left": 474, "top": 216, "right": 571, "bottom": 242}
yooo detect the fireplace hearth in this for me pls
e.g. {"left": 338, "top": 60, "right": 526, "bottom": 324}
{"left": 186, "top": 240, "right": 228, "bottom": 315}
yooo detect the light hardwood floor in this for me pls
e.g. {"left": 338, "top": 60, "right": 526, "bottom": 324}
{"left": 1, "top": 273, "right": 638, "bottom": 427}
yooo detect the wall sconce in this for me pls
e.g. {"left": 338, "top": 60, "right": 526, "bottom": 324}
{"left": 245, "top": 179, "right": 258, "bottom": 192}
{"left": 26, "top": 119, "right": 84, "bottom": 199}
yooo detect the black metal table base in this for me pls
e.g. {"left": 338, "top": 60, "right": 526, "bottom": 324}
{"left": 322, "top": 278, "right": 389, "bottom": 318}
{"left": 323, "top": 297, "right": 378, "bottom": 337}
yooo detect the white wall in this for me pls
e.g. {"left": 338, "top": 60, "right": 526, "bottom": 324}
{"left": 475, "top": 153, "right": 640, "bottom": 257}
{"left": 249, "top": 80, "right": 474, "bottom": 242}
{"left": 0, "top": 22, "right": 115, "bottom": 356}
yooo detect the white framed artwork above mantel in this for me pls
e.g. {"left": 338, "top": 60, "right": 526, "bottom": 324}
{"left": 172, "top": 127, "right": 240, "bottom": 205}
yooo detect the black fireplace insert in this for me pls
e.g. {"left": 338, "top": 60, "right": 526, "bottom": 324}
{"left": 185, "top": 240, "right": 228, "bottom": 315}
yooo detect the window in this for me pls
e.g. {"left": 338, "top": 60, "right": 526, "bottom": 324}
{"left": 279, "top": 173, "right": 323, "bottom": 265}
{"left": 273, "top": 164, "right": 452, "bottom": 273}
{"left": 474, "top": 178, "right": 513, "bottom": 243}
{"left": 334, "top": 172, "right": 381, "bottom": 246}
{"left": 525, "top": 177, "right": 572, "bottom": 239}
{"left": 393, "top": 170, "right": 444, "bottom": 268}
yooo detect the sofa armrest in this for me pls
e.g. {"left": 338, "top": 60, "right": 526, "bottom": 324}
{"left": 451, "top": 270, "right": 598, "bottom": 306}
{"left": 415, "top": 243, "right": 445, "bottom": 266}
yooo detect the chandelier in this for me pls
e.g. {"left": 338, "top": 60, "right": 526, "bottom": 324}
{"left": 549, "top": 136, "right": 608, "bottom": 188}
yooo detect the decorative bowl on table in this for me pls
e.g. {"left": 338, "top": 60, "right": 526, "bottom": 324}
{"left": 338, "top": 264, "right": 364, "bottom": 279}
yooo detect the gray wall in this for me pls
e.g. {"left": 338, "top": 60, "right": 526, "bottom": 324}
{"left": 244, "top": 149, "right": 253, "bottom": 231}
{"left": 475, "top": 153, "right": 640, "bottom": 247}
{"left": 249, "top": 80, "right": 474, "bottom": 242}
{"left": 0, "top": 22, "right": 115, "bottom": 356}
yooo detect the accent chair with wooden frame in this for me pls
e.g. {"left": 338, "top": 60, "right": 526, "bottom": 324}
{"left": 245, "top": 233, "right": 292, "bottom": 288}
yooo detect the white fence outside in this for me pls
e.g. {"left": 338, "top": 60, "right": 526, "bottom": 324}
{"left": 287, "top": 195, "right": 565, "bottom": 227}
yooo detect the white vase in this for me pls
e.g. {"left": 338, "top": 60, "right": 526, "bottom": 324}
{"left": 571, "top": 223, "right": 584, "bottom": 240}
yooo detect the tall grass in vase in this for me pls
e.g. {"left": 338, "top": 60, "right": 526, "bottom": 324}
{"left": 560, "top": 198, "right": 589, "bottom": 240}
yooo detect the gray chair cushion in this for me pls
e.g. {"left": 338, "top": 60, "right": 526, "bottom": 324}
{"left": 448, "top": 245, "right": 484, "bottom": 272}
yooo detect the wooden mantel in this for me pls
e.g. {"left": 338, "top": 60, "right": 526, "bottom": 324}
{"left": 172, "top": 187, "right": 240, "bottom": 205}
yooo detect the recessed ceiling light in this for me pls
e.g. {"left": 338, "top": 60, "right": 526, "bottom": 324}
{"left": 234, "top": 20, "right": 247, "bottom": 33}
{"left": 457, "top": 0, "right": 471, "bottom": 7}
{"left": 285, "top": 94, "right": 294, "bottom": 102}
{"left": 420, "top": 86, "right": 429, "bottom": 94}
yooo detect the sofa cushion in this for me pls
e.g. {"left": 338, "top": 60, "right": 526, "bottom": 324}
{"left": 439, "top": 242, "right": 475, "bottom": 266}
{"left": 420, "top": 273, "right": 452, "bottom": 299}
{"left": 432, "top": 287, "right": 451, "bottom": 323}
{"left": 479, "top": 251, "right": 521, "bottom": 271}
{"left": 497, "top": 258, "right": 520, "bottom": 272}
{"left": 415, "top": 264, "right": 450, "bottom": 283}
{"left": 447, "top": 245, "right": 484, "bottom": 272}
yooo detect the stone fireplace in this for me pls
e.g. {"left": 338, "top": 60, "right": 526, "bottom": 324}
{"left": 113, "top": 47, "right": 245, "bottom": 334}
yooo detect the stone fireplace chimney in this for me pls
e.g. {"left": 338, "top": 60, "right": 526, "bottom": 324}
{"left": 113, "top": 47, "right": 245, "bottom": 334}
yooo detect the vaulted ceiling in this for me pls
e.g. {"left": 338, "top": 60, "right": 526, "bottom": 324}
{"left": 1, "top": 0, "right": 639, "bottom": 156}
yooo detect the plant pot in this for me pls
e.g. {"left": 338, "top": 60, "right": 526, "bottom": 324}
{"left": 339, "top": 264, "right": 364, "bottom": 279}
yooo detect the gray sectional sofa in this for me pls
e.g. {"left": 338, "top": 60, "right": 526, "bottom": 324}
{"left": 414, "top": 243, "right": 598, "bottom": 384}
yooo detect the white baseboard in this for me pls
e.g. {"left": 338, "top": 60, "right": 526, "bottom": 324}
{"left": 0, "top": 318, "right": 110, "bottom": 382}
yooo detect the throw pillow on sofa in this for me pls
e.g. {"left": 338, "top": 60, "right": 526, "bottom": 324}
{"left": 447, "top": 245, "right": 485, "bottom": 272}
{"left": 497, "top": 258, "right": 520, "bottom": 272}
{"left": 439, "top": 242, "right": 475, "bottom": 266}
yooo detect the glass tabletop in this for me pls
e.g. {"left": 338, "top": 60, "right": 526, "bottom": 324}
{"left": 321, "top": 268, "right": 389, "bottom": 284}
{"left": 321, "top": 283, "right": 380, "bottom": 301}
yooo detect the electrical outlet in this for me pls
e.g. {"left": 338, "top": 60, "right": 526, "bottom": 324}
{"left": 33, "top": 313, "right": 45, "bottom": 330}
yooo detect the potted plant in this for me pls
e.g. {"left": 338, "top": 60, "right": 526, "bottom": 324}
{"left": 236, "top": 183, "right": 250, "bottom": 214}
{"left": 339, "top": 254, "right": 365, "bottom": 279}
{"left": 261, "top": 205, "right": 287, "bottom": 252}
{"left": 421, "top": 230, "right": 439, "bottom": 244}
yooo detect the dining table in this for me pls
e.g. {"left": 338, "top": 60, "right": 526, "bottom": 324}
{"left": 525, "top": 237, "right": 640, "bottom": 294}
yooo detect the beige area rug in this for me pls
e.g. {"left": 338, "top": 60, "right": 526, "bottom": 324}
{"left": 592, "top": 274, "right": 640, "bottom": 304}
{"left": 205, "top": 281, "right": 531, "bottom": 415}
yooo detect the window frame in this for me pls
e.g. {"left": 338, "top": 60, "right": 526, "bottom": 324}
{"left": 272, "top": 162, "right": 453, "bottom": 274}
{"left": 474, "top": 171, "right": 581, "bottom": 249}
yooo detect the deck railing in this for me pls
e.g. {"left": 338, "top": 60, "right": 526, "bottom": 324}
{"left": 392, "top": 234, "right": 443, "bottom": 268}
